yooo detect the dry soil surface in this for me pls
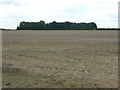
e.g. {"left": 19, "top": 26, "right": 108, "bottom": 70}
{"left": 2, "top": 30, "right": 118, "bottom": 88}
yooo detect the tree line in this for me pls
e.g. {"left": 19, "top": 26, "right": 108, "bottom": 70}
{"left": 17, "top": 20, "right": 97, "bottom": 30}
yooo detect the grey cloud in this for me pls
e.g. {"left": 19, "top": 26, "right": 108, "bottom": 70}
{"left": 0, "top": 0, "right": 21, "bottom": 6}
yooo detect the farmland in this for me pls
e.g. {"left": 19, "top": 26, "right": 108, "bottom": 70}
{"left": 2, "top": 30, "right": 118, "bottom": 88}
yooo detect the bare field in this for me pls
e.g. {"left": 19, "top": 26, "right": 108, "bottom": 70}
{"left": 2, "top": 30, "right": 118, "bottom": 88}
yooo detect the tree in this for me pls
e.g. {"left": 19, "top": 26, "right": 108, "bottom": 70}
{"left": 17, "top": 20, "right": 97, "bottom": 30}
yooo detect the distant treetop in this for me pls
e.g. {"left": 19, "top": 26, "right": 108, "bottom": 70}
{"left": 17, "top": 20, "right": 97, "bottom": 30}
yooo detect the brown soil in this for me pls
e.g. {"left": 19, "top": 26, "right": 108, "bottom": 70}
{"left": 2, "top": 30, "right": 118, "bottom": 88}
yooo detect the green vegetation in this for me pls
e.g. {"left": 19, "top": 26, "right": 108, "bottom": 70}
{"left": 17, "top": 20, "right": 97, "bottom": 30}
{"left": 4, "top": 73, "right": 37, "bottom": 78}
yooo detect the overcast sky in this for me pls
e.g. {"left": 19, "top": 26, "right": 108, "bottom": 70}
{"left": 0, "top": 0, "right": 119, "bottom": 29}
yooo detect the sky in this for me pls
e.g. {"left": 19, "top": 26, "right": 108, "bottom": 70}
{"left": 0, "top": 0, "right": 119, "bottom": 29}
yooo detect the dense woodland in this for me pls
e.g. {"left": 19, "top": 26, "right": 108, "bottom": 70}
{"left": 17, "top": 20, "right": 97, "bottom": 30}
